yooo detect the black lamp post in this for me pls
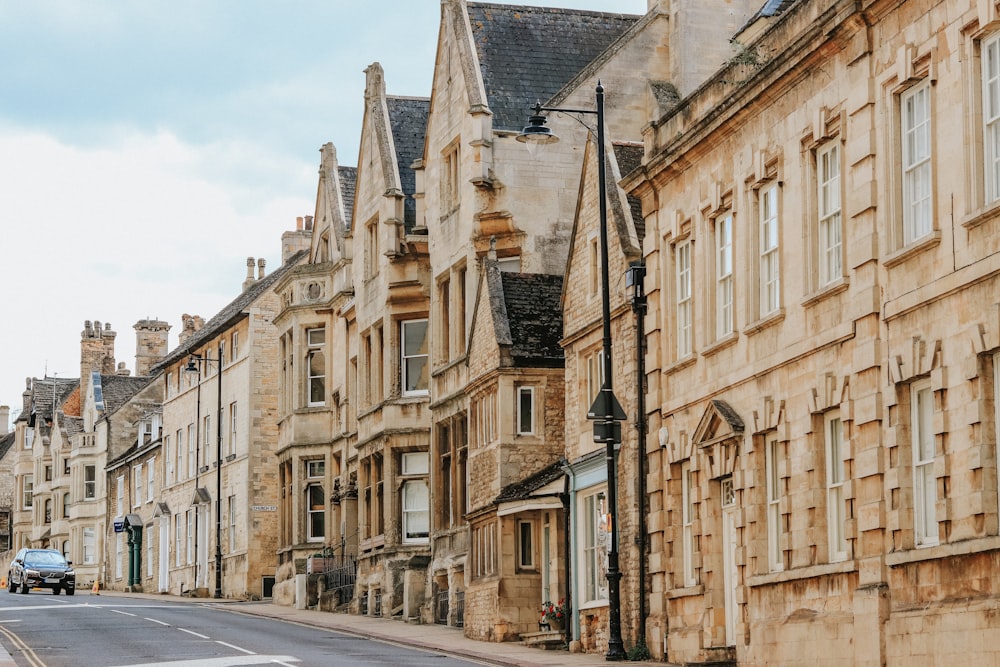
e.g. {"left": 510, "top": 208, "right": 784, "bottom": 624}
{"left": 518, "top": 81, "right": 627, "bottom": 662}
{"left": 185, "top": 341, "right": 224, "bottom": 600}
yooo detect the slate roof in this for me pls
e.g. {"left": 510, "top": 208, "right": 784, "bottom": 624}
{"left": 387, "top": 96, "right": 430, "bottom": 232}
{"left": 499, "top": 271, "right": 564, "bottom": 367}
{"left": 613, "top": 142, "right": 645, "bottom": 243}
{"left": 712, "top": 399, "right": 745, "bottom": 433}
{"left": 338, "top": 165, "right": 357, "bottom": 230}
{"left": 466, "top": 3, "right": 639, "bottom": 132}
{"left": 153, "top": 250, "right": 309, "bottom": 372}
{"left": 0, "top": 431, "right": 15, "bottom": 461}
{"left": 495, "top": 459, "right": 566, "bottom": 503}
{"left": 29, "top": 377, "right": 79, "bottom": 426}
{"left": 99, "top": 375, "right": 155, "bottom": 414}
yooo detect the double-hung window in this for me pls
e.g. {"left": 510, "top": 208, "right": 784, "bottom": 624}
{"left": 911, "top": 380, "right": 937, "bottom": 546}
{"left": 983, "top": 34, "right": 1000, "bottom": 204}
{"left": 401, "top": 453, "right": 429, "bottom": 543}
{"left": 676, "top": 240, "right": 692, "bottom": 357}
{"left": 306, "top": 328, "right": 326, "bottom": 406}
{"left": 22, "top": 474, "right": 33, "bottom": 509}
{"left": 759, "top": 185, "right": 780, "bottom": 317}
{"left": 401, "top": 319, "right": 429, "bottom": 395}
{"left": 765, "top": 438, "right": 783, "bottom": 572}
{"left": 901, "top": 81, "right": 932, "bottom": 244}
{"left": 681, "top": 462, "right": 696, "bottom": 586}
{"left": 825, "top": 414, "right": 848, "bottom": 562}
{"left": 83, "top": 465, "right": 96, "bottom": 499}
{"left": 817, "top": 142, "right": 842, "bottom": 285}
{"left": 716, "top": 214, "right": 733, "bottom": 337}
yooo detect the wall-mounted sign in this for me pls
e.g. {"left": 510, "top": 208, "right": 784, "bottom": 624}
{"left": 251, "top": 505, "right": 277, "bottom": 512}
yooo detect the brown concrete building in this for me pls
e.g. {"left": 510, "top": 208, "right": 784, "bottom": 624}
{"left": 627, "top": 0, "right": 1000, "bottom": 663}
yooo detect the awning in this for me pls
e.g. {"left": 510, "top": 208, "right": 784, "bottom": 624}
{"left": 152, "top": 502, "right": 171, "bottom": 517}
{"left": 497, "top": 496, "right": 564, "bottom": 517}
{"left": 125, "top": 513, "right": 143, "bottom": 527}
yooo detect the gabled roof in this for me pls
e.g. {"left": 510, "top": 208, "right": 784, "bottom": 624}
{"left": 466, "top": 2, "right": 639, "bottom": 132}
{"left": 495, "top": 269, "right": 564, "bottom": 367}
{"left": 153, "top": 250, "right": 308, "bottom": 372}
{"left": 0, "top": 431, "right": 15, "bottom": 461}
{"left": 387, "top": 96, "right": 430, "bottom": 232}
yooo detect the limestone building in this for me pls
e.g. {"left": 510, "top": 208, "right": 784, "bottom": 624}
{"left": 626, "top": 0, "right": 1000, "bottom": 663}
{"left": 154, "top": 241, "right": 307, "bottom": 599}
{"left": 272, "top": 165, "right": 358, "bottom": 609}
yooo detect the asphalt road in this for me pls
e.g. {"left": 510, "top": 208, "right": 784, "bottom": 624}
{"left": 0, "top": 590, "right": 485, "bottom": 667}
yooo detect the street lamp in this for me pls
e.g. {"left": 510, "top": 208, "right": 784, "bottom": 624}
{"left": 518, "top": 81, "right": 627, "bottom": 661}
{"left": 185, "top": 341, "right": 224, "bottom": 600}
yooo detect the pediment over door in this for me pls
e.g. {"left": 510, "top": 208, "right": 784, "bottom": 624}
{"left": 693, "top": 399, "right": 745, "bottom": 480}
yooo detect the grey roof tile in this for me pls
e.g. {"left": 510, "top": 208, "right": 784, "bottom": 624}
{"left": 499, "top": 271, "right": 564, "bottom": 367}
{"left": 613, "top": 142, "right": 645, "bottom": 242}
{"left": 339, "top": 166, "right": 357, "bottom": 230}
{"left": 496, "top": 459, "right": 566, "bottom": 502}
{"left": 467, "top": 3, "right": 639, "bottom": 132}
{"left": 387, "top": 96, "right": 430, "bottom": 232}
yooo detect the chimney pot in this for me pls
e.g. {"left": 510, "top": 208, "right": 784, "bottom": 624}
{"left": 258, "top": 258, "right": 266, "bottom": 280}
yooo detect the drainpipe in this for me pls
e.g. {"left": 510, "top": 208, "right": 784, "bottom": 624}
{"left": 561, "top": 461, "right": 576, "bottom": 645}
{"left": 628, "top": 260, "right": 648, "bottom": 648}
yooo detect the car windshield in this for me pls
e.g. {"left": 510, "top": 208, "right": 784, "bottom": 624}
{"left": 25, "top": 551, "right": 66, "bottom": 567}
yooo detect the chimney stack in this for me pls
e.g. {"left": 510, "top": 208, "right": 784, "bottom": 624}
{"left": 257, "top": 257, "right": 266, "bottom": 280}
{"left": 282, "top": 215, "right": 313, "bottom": 263}
{"left": 178, "top": 314, "right": 205, "bottom": 346}
{"left": 134, "top": 318, "right": 171, "bottom": 376}
{"left": 0, "top": 405, "right": 9, "bottom": 436}
{"left": 243, "top": 257, "right": 256, "bottom": 291}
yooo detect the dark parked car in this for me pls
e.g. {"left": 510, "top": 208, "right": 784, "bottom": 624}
{"left": 7, "top": 548, "right": 75, "bottom": 595}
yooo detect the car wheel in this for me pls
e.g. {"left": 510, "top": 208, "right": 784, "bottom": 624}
{"left": 64, "top": 584, "right": 75, "bottom": 596}
{"left": 19, "top": 579, "right": 28, "bottom": 594}
{"left": 6, "top": 576, "right": 13, "bottom": 593}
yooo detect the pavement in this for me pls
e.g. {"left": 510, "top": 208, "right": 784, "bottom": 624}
{"left": 0, "top": 588, "right": 677, "bottom": 666}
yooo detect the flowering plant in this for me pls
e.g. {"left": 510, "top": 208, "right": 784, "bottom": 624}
{"left": 540, "top": 599, "right": 566, "bottom": 622}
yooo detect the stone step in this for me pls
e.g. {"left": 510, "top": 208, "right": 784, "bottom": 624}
{"left": 520, "top": 630, "right": 567, "bottom": 650}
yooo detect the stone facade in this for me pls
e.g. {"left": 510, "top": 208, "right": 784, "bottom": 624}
{"left": 626, "top": 0, "right": 1000, "bottom": 663}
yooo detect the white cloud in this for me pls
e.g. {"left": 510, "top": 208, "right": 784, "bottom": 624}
{"left": 0, "top": 126, "right": 314, "bottom": 414}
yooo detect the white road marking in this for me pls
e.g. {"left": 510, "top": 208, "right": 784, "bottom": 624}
{"left": 112, "top": 609, "right": 137, "bottom": 616}
{"left": 145, "top": 617, "right": 170, "bottom": 626}
{"left": 179, "top": 628, "right": 210, "bottom": 639}
{"left": 215, "top": 641, "right": 254, "bottom": 654}
{"left": 0, "top": 620, "right": 21, "bottom": 623}
{"left": 115, "top": 656, "right": 299, "bottom": 667}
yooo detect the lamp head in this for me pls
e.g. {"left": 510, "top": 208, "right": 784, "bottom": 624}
{"left": 517, "top": 101, "right": 559, "bottom": 156}
{"left": 184, "top": 357, "right": 200, "bottom": 374}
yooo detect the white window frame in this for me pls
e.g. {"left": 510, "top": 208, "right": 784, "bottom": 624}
{"left": 117, "top": 475, "right": 125, "bottom": 515}
{"left": 401, "top": 480, "right": 430, "bottom": 543}
{"left": 22, "top": 474, "right": 33, "bottom": 510}
{"left": 175, "top": 514, "right": 183, "bottom": 567}
{"left": 901, "top": 81, "right": 932, "bottom": 245}
{"left": 681, "top": 461, "right": 696, "bottom": 587}
{"left": 146, "top": 528, "right": 153, "bottom": 577}
{"left": 759, "top": 184, "right": 780, "bottom": 317}
{"left": 134, "top": 464, "right": 143, "bottom": 508}
{"left": 401, "top": 319, "right": 429, "bottom": 396}
{"left": 231, "top": 331, "right": 240, "bottom": 362}
{"left": 911, "top": 379, "right": 937, "bottom": 547}
{"left": 229, "top": 401, "right": 238, "bottom": 457}
{"left": 83, "top": 527, "right": 95, "bottom": 564}
{"left": 307, "top": 459, "right": 325, "bottom": 478}
{"left": 147, "top": 457, "right": 155, "bottom": 503}
{"left": 165, "top": 435, "right": 174, "bottom": 485}
{"left": 716, "top": 213, "right": 733, "bottom": 338}
{"left": 517, "top": 386, "right": 535, "bottom": 435}
{"left": 187, "top": 424, "right": 196, "bottom": 478}
{"left": 825, "top": 414, "right": 848, "bottom": 562}
{"left": 817, "top": 141, "right": 842, "bottom": 285}
{"left": 765, "top": 438, "right": 783, "bottom": 572}
{"left": 84, "top": 465, "right": 96, "bottom": 499}
{"left": 228, "top": 494, "right": 237, "bottom": 549}
{"left": 581, "top": 488, "right": 609, "bottom": 603}
{"left": 517, "top": 520, "right": 535, "bottom": 570}
{"left": 306, "top": 327, "right": 326, "bottom": 407}
{"left": 175, "top": 429, "right": 184, "bottom": 480}
{"left": 983, "top": 34, "right": 1000, "bottom": 204}
{"left": 306, "top": 483, "right": 325, "bottom": 543}
{"left": 116, "top": 533, "right": 123, "bottom": 579}
{"left": 186, "top": 509, "right": 195, "bottom": 564}
{"left": 676, "top": 240, "right": 692, "bottom": 358}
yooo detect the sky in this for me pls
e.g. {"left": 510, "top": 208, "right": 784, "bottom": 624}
{"left": 0, "top": 0, "right": 649, "bottom": 426}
